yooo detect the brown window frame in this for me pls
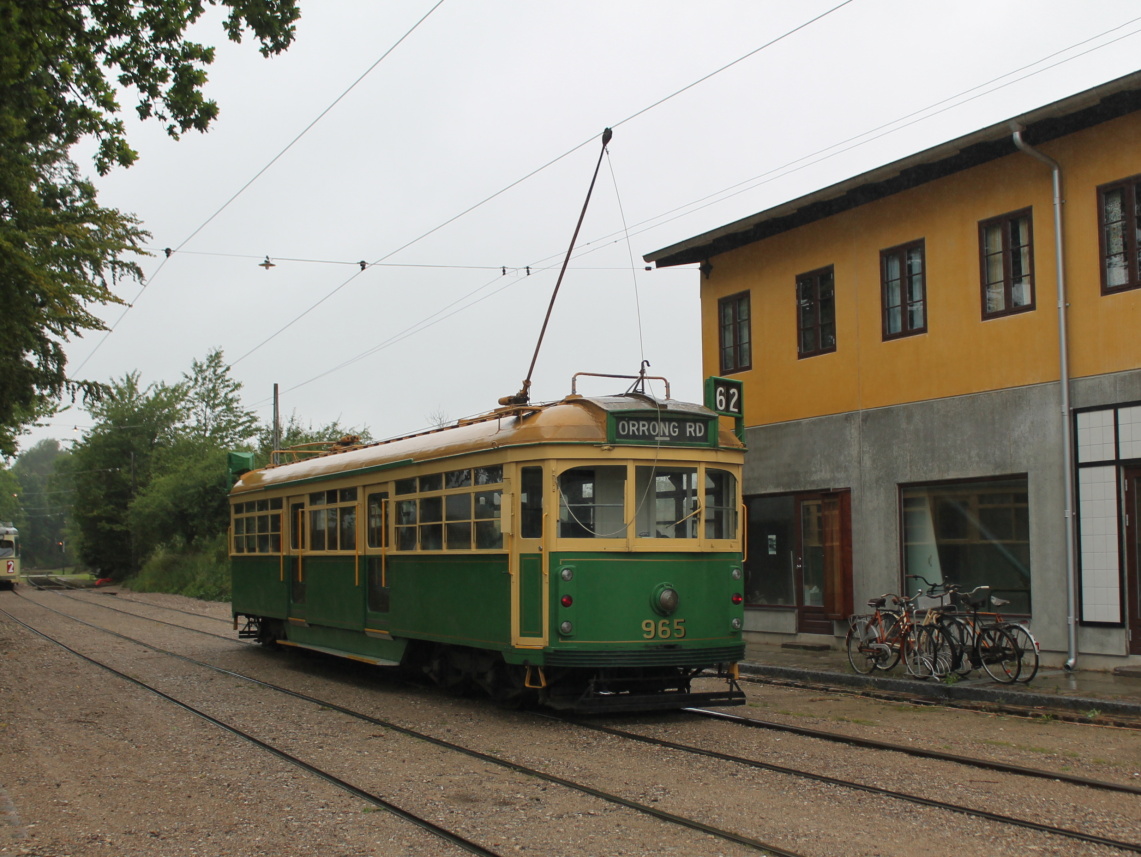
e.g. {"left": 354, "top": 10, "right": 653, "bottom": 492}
{"left": 978, "top": 208, "right": 1035, "bottom": 319}
{"left": 796, "top": 266, "right": 836, "bottom": 358}
{"left": 717, "top": 291, "right": 751, "bottom": 374}
{"left": 1098, "top": 175, "right": 1141, "bottom": 294}
{"left": 880, "top": 239, "right": 927, "bottom": 340}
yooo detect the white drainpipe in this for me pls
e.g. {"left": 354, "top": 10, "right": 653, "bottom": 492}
{"left": 1012, "top": 127, "right": 1078, "bottom": 670}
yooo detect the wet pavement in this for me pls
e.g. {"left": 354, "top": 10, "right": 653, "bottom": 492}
{"left": 740, "top": 639, "right": 1141, "bottom": 719}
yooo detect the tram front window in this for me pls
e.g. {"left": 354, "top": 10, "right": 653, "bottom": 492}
{"left": 559, "top": 466, "right": 626, "bottom": 538}
{"left": 635, "top": 467, "right": 699, "bottom": 538}
{"left": 0, "top": 539, "right": 13, "bottom": 557}
{"left": 705, "top": 469, "right": 738, "bottom": 539}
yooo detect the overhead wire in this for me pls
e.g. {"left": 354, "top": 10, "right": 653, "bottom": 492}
{"left": 70, "top": 0, "right": 448, "bottom": 374}
{"left": 227, "top": 0, "right": 859, "bottom": 369}
{"left": 62, "top": 5, "right": 1141, "bottom": 434}
{"left": 257, "top": 16, "right": 1141, "bottom": 405}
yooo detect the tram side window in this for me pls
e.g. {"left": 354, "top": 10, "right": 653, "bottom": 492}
{"left": 474, "top": 490, "right": 502, "bottom": 548}
{"left": 396, "top": 499, "right": 417, "bottom": 550}
{"left": 308, "top": 488, "right": 358, "bottom": 552}
{"left": 231, "top": 498, "right": 283, "bottom": 554}
{"left": 367, "top": 493, "right": 388, "bottom": 548}
{"left": 559, "top": 466, "right": 626, "bottom": 539}
{"left": 520, "top": 467, "right": 543, "bottom": 539}
{"left": 635, "top": 467, "right": 699, "bottom": 538}
{"left": 419, "top": 495, "right": 443, "bottom": 550}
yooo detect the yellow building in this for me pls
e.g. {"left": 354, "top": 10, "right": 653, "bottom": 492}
{"left": 647, "top": 71, "right": 1141, "bottom": 668}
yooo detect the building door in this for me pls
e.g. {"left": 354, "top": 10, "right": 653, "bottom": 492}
{"left": 795, "top": 492, "right": 852, "bottom": 635}
{"left": 1124, "top": 469, "right": 1141, "bottom": 655}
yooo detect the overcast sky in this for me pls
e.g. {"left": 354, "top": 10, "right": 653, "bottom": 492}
{"left": 24, "top": 0, "right": 1141, "bottom": 453}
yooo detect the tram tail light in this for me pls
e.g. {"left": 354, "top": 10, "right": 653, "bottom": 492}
{"left": 560, "top": 595, "right": 573, "bottom": 607}
{"left": 731, "top": 593, "right": 744, "bottom": 605}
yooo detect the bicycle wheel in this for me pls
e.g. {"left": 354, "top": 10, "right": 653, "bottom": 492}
{"left": 922, "top": 624, "right": 955, "bottom": 679}
{"left": 976, "top": 626, "right": 1021, "bottom": 683}
{"left": 902, "top": 624, "right": 934, "bottom": 679}
{"left": 1005, "top": 624, "right": 1040, "bottom": 683}
{"left": 938, "top": 616, "right": 973, "bottom": 676}
{"left": 845, "top": 618, "right": 878, "bottom": 675}
{"left": 875, "top": 611, "right": 902, "bottom": 671}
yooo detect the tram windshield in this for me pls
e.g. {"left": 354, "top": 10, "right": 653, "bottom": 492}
{"left": 559, "top": 466, "right": 626, "bottom": 538}
{"left": 557, "top": 464, "right": 738, "bottom": 541}
{"left": 0, "top": 538, "right": 15, "bottom": 558}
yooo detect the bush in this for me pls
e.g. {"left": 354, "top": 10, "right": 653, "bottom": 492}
{"left": 129, "top": 534, "right": 230, "bottom": 601}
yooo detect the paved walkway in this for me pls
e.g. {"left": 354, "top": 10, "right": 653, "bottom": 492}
{"left": 740, "top": 640, "right": 1141, "bottom": 719}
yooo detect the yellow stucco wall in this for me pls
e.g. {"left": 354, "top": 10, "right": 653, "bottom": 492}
{"left": 701, "top": 111, "right": 1141, "bottom": 427}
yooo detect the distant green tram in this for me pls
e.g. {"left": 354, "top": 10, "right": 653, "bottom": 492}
{"left": 0, "top": 524, "right": 18, "bottom": 590}
{"left": 229, "top": 386, "right": 747, "bottom": 711}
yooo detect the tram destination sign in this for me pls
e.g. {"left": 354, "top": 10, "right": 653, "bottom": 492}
{"left": 609, "top": 412, "right": 717, "bottom": 447}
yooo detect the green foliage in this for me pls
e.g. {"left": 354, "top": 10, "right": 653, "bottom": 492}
{"left": 129, "top": 533, "right": 230, "bottom": 601}
{"left": 69, "top": 371, "right": 186, "bottom": 578}
{"left": 0, "top": 466, "right": 20, "bottom": 523}
{"left": 0, "top": 0, "right": 300, "bottom": 455}
{"left": 130, "top": 440, "right": 231, "bottom": 558}
{"left": 183, "top": 349, "right": 259, "bottom": 446}
{"left": 10, "top": 439, "right": 73, "bottom": 568}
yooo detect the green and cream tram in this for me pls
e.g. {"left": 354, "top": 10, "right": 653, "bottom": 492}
{"left": 229, "top": 386, "right": 747, "bottom": 711}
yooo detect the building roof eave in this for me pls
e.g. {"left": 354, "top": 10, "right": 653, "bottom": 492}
{"left": 645, "top": 70, "right": 1141, "bottom": 269}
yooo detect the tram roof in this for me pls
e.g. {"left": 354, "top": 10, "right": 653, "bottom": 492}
{"left": 231, "top": 394, "right": 740, "bottom": 496}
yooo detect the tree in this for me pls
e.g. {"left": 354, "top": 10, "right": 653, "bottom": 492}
{"left": 11, "top": 439, "right": 73, "bottom": 569}
{"left": 0, "top": 0, "right": 301, "bottom": 455}
{"left": 69, "top": 372, "right": 185, "bottom": 578}
{"left": 182, "top": 348, "right": 259, "bottom": 446}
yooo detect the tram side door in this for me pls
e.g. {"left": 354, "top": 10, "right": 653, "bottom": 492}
{"left": 510, "top": 465, "right": 547, "bottom": 647}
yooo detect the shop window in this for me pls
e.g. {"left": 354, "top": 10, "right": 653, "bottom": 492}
{"left": 902, "top": 476, "right": 1031, "bottom": 614}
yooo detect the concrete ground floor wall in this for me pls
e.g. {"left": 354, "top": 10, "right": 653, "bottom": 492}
{"left": 740, "top": 368, "right": 1141, "bottom": 668}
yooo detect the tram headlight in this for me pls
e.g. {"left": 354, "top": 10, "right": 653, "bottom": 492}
{"left": 653, "top": 586, "right": 679, "bottom": 616}
{"left": 730, "top": 567, "right": 742, "bottom": 580}
{"left": 559, "top": 620, "right": 574, "bottom": 635}
{"left": 560, "top": 567, "right": 574, "bottom": 581}
{"left": 731, "top": 618, "right": 743, "bottom": 630}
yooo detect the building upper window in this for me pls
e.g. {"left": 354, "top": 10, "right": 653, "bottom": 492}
{"left": 796, "top": 266, "right": 836, "bottom": 358}
{"left": 979, "top": 209, "right": 1034, "bottom": 318}
{"left": 718, "top": 292, "right": 751, "bottom": 374}
{"left": 1099, "top": 176, "right": 1141, "bottom": 293}
{"left": 881, "top": 240, "right": 926, "bottom": 339}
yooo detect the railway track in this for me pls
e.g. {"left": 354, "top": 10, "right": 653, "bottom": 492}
{"left": 4, "top": 591, "right": 802, "bottom": 857}
{"left": 8, "top": 588, "right": 1141, "bottom": 855}
{"left": 685, "top": 707, "right": 1141, "bottom": 796}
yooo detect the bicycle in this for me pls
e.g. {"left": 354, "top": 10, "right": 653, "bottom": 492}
{"left": 906, "top": 575, "right": 1023, "bottom": 684}
{"left": 944, "top": 585, "right": 1023, "bottom": 683}
{"left": 976, "top": 596, "right": 1040, "bottom": 683}
{"left": 847, "top": 590, "right": 952, "bottom": 679}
